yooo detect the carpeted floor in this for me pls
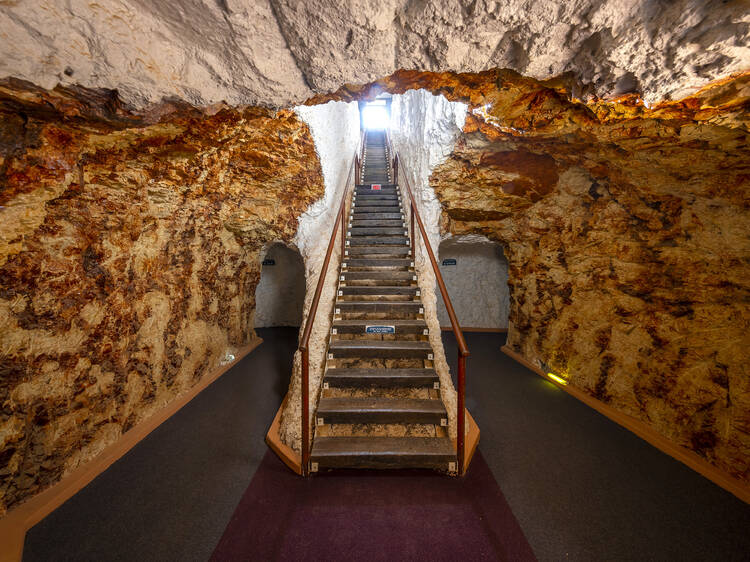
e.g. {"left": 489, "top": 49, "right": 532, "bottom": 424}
{"left": 211, "top": 449, "right": 535, "bottom": 561}
{"left": 23, "top": 328, "right": 750, "bottom": 561}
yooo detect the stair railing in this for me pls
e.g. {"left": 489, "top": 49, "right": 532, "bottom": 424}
{"left": 385, "top": 131, "right": 471, "bottom": 475}
{"left": 298, "top": 135, "right": 364, "bottom": 476}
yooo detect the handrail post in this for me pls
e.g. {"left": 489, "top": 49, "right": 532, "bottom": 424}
{"left": 386, "top": 129, "right": 471, "bottom": 476}
{"left": 301, "top": 347, "right": 310, "bottom": 476}
{"left": 297, "top": 152, "right": 356, "bottom": 478}
{"left": 457, "top": 352, "right": 466, "bottom": 475}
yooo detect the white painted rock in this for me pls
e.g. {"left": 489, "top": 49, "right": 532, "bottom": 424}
{"left": 1, "top": 0, "right": 747, "bottom": 108}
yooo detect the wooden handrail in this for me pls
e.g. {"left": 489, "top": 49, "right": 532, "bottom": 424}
{"left": 385, "top": 130, "right": 470, "bottom": 475}
{"left": 298, "top": 146, "right": 358, "bottom": 476}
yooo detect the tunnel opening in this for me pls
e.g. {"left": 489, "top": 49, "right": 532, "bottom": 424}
{"left": 254, "top": 242, "right": 306, "bottom": 328}
{"left": 436, "top": 236, "right": 509, "bottom": 331}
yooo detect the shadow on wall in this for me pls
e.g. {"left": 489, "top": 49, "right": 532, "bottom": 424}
{"left": 437, "top": 237, "right": 509, "bottom": 330}
{"left": 254, "top": 242, "right": 305, "bottom": 328}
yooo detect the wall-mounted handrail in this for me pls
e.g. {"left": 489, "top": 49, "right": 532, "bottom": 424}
{"left": 385, "top": 131, "right": 470, "bottom": 475}
{"left": 298, "top": 143, "right": 359, "bottom": 476}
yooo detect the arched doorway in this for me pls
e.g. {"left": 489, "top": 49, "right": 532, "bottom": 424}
{"left": 254, "top": 242, "right": 305, "bottom": 328}
{"left": 436, "top": 236, "right": 509, "bottom": 330}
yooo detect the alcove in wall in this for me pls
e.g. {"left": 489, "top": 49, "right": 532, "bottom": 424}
{"left": 436, "top": 236, "right": 510, "bottom": 331}
{"left": 254, "top": 242, "right": 305, "bottom": 327}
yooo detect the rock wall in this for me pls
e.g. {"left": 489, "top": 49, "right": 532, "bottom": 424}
{"left": 2, "top": 1, "right": 747, "bottom": 107}
{"left": 389, "top": 89, "right": 469, "bottom": 438}
{"left": 0, "top": 80, "right": 325, "bottom": 514}
{"left": 279, "top": 101, "right": 360, "bottom": 452}
{"left": 422, "top": 72, "right": 750, "bottom": 483}
{"left": 437, "top": 236, "right": 510, "bottom": 329}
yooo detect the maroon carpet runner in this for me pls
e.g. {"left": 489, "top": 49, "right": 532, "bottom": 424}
{"left": 211, "top": 450, "right": 536, "bottom": 561}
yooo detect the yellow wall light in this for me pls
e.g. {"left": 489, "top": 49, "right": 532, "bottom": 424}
{"left": 547, "top": 372, "right": 568, "bottom": 386}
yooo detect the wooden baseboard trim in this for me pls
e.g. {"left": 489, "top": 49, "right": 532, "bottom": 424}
{"left": 501, "top": 344, "right": 750, "bottom": 505}
{"left": 441, "top": 327, "right": 507, "bottom": 333}
{"left": 265, "top": 394, "right": 302, "bottom": 475}
{"left": 0, "top": 338, "right": 263, "bottom": 562}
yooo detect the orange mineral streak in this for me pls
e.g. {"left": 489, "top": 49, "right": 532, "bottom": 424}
{"left": 307, "top": 67, "right": 750, "bottom": 486}
{"left": 0, "top": 79, "right": 324, "bottom": 515}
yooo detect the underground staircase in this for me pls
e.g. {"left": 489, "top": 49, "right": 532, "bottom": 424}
{"left": 309, "top": 130, "right": 457, "bottom": 472}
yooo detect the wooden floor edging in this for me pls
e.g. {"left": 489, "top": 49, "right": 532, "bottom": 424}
{"left": 0, "top": 338, "right": 263, "bottom": 562}
{"left": 501, "top": 344, "right": 750, "bottom": 505}
{"left": 265, "top": 393, "right": 302, "bottom": 475}
{"left": 455, "top": 408, "right": 480, "bottom": 472}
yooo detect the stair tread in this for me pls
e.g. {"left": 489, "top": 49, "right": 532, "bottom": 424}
{"left": 325, "top": 367, "right": 437, "bottom": 377}
{"left": 334, "top": 319, "right": 425, "bottom": 326}
{"left": 311, "top": 436, "right": 454, "bottom": 458}
{"left": 317, "top": 397, "right": 446, "bottom": 414}
{"left": 339, "top": 286, "right": 417, "bottom": 292}
{"left": 323, "top": 368, "right": 438, "bottom": 388}
{"left": 337, "top": 300, "right": 421, "bottom": 306}
{"left": 342, "top": 270, "right": 414, "bottom": 276}
{"left": 347, "top": 236, "right": 408, "bottom": 243}
{"left": 330, "top": 340, "right": 431, "bottom": 350}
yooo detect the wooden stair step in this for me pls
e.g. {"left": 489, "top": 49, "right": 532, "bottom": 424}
{"left": 356, "top": 184, "right": 397, "bottom": 190}
{"left": 338, "top": 285, "right": 418, "bottom": 296}
{"left": 311, "top": 437, "right": 455, "bottom": 470}
{"left": 348, "top": 227, "right": 408, "bottom": 236}
{"left": 346, "top": 246, "right": 410, "bottom": 257}
{"left": 353, "top": 194, "right": 399, "bottom": 201}
{"left": 348, "top": 220, "right": 405, "bottom": 228}
{"left": 347, "top": 235, "right": 408, "bottom": 245}
{"left": 315, "top": 398, "right": 446, "bottom": 424}
{"left": 335, "top": 301, "right": 422, "bottom": 314}
{"left": 344, "top": 258, "right": 413, "bottom": 267}
{"left": 341, "top": 270, "right": 415, "bottom": 280}
{"left": 352, "top": 199, "right": 400, "bottom": 207}
{"left": 324, "top": 367, "right": 438, "bottom": 387}
{"left": 328, "top": 339, "right": 432, "bottom": 358}
{"left": 332, "top": 319, "right": 427, "bottom": 335}
{"left": 348, "top": 212, "right": 402, "bottom": 220}
{"left": 352, "top": 207, "right": 402, "bottom": 214}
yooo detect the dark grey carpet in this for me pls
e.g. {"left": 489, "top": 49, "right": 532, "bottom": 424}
{"left": 442, "top": 332, "right": 750, "bottom": 562}
{"left": 24, "top": 328, "right": 298, "bottom": 562}
{"left": 24, "top": 329, "right": 750, "bottom": 561}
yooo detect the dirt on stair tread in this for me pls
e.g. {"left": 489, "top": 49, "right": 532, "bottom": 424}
{"left": 311, "top": 436, "right": 454, "bottom": 456}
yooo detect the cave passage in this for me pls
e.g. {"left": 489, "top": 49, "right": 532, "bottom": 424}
{"left": 437, "top": 237, "right": 510, "bottom": 330}
{"left": 1, "top": 3, "right": 749, "bottom": 558}
{"left": 254, "top": 242, "right": 305, "bottom": 328}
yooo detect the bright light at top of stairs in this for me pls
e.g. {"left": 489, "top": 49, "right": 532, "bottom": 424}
{"left": 362, "top": 101, "right": 389, "bottom": 130}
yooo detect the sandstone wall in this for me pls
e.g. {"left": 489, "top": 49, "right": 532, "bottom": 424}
{"left": 388, "top": 89, "right": 469, "bottom": 438}
{"left": 425, "top": 72, "right": 750, "bottom": 483}
{"left": 0, "top": 81, "right": 325, "bottom": 514}
{"left": 279, "top": 101, "right": 360, "bottom": 452}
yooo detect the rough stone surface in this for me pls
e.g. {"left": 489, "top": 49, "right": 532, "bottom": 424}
{"left": 2, "top": 1, "right": 748, "bottom": 107}
{"left": 388, "top": 89, "right": 470, "bottom": 438}
{"left": 279, "top": 101, "right": 361, "bottom": 453}
{"left": 437, "top": 236, "right": 510, "bottom": 329}
{"left": 0, "top": 80, "right": 325, "bottom": 514}
{"left": 417, "top": 71, "right": 750, "bottom": 484}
